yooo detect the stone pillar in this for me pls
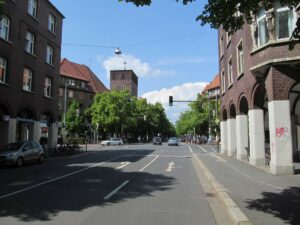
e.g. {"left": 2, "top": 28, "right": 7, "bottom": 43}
{"left": 33, "top": 121, "right": 41, "bottom": 143}
{"left": 268, "top": 100, "right": 294, "bottom": 175}
{"left": 220, "top": 121, "right": 228, "bottom": 154}
{"left": 7, "top": 118, "right": 17, "bottom": 143}
{"left": 48, "top": 123, "right": 58, "bottom": 148}
{"left": 236, "top": 115, "right": 249, "bottom": 160}
{"left": 227, "top": 118, "right": 237, "bottom": 157}
{"left": 249, "top": 109, "right": 265, "bottom": 166}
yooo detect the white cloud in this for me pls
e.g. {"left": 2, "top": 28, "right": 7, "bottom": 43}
{"left": 141, "top": 82, "right": 208, "bottom": 123}
{"left": 99, "top": 54, "right": 175, "bottom": 79}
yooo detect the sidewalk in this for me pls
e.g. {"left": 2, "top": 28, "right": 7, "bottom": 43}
{"left": 197, "top": 151, "right": 300, "bottom": 225}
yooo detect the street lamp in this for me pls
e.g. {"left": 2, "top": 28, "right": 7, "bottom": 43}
{"left": 63, "top": 81, "right": 75, "bottom": 127}
{"left": 115, "top": 47, "right": 122, "bottom": 55}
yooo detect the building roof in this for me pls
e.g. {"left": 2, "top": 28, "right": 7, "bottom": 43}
{"left": 60, "top": 58, "right": 108, "bottom": 93}
{"left": 202, "top": 74, "right": 220, "bottom": 94}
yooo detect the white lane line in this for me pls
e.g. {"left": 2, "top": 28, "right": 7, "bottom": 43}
{"left": 103, "top": 180, "right": 130, "bottom": 200}
{"left": 188, "top": 145, "right": 194, "bottom": 153}
{"left": 0, "top": 155, "right": 124, "bottom": 200}
{"left": 208, "top": 145, "right": 217, "bottom": 153}
{"left": 117, "top": 162, "right": 130, "bottom": 169}
{"left": 198, "top": 145, "right": 208, "bottom": 153}
{"left": 139, "top": 155, "right": 159, "bottom": 172}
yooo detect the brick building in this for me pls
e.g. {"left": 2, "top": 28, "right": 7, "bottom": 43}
{"left": 58, "top": 58, "right": 108, "bottom": 135}
{"left": 110, "top": 70, "right": 138, "bottom": 97}
{"left": 219, "top": 2, "right": 300, "bottom": 174}
{"left": 0, "top": 0, "right": 64, "bottom": 148}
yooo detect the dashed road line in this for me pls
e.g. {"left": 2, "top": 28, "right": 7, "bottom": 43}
{"left": 139, "top": 155, "right": 159, "bottom": 172}
{"left": 103, "top": 180, "right": 130, "bottom": 200}
{"left": 198, "top": 145, "right": 208, "bottom": 153}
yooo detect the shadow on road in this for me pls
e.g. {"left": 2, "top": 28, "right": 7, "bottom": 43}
{"left": 245, "top": 186, "right": 300, "bottom": 225}
{"left": 0, "top": 149, "right": 176, "bottom": 222}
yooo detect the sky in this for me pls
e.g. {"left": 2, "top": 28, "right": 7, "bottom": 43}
{"left": 50, "top": 0, "right": 219, "bottom": 123}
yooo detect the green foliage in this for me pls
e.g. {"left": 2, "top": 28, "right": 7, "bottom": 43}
{"left": 65, "top": 100, "right": 85, "bottom": 136}
{"left": 90, "top": 90, "right": 175, "bottom": 138}
{"left": 176, "top": 94, "right": 220, "bottom": 137}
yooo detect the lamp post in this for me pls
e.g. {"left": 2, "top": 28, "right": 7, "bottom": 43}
{"left": 63, "top": 81, "right": 75, "bottom": 128}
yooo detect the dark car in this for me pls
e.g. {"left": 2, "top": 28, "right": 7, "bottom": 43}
{"left": 153, "top": 137, "right": 162, "bottom": 145}
{"left": 0, "top": 141, "right": 45, "bottom": 167}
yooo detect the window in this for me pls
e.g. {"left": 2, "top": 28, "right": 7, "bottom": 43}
{"left": 0, "top": 16, "right": 10, "bottom": 41}
{"left": 257, "top": 8, "right": 269, "bottom": 46}
{"left": 221, "top": 70, "right": 226, "bottom": 93}
{"left": 59, "top": 88, "right": 63, "bottom": 97}
{"left": 68, "top": 90, "right": 73, "bottom": 98}
{"left": 227, "top": 32, "right": 231, "bottom": 45}
{"left": 237, "top": 40, "right": 244, "bottom": 76}
{"left": 44, "top": 77, "right": 51, "bottom": 97}
{"left": 46, "top": 45, "right": 54, "bottom": 65}
{"left": 23, "top": 68, "right": 33, "bottom": 91}
{"left": 28, "top": 0, "right": 38, "bottom": 18}
{"left": 0, "top": 57, "right": 7, "bottom": 84}
{"left": 48, "top": 13, "right": 56, "bottom": 33}
{"left": 219, "top": 35, "right": 224, "bottom": 58}
{"left": 81, "top": 82, "right": 85, "bottom": 88}
{"left": 228, "top": 58, "right": 233, "bottom": 86}
{"left": 25, "top": 31, "right": 35, "bottom": 54}
{"left": 275, "top": 3, "right": 294, "bottom": 39}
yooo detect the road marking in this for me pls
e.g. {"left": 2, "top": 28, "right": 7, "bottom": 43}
{"left": 188, "top": 145, "right": 194, "bottom": 153}
{"left": 117, "top": 161, "right": 130, "bottom": 169}
{"left": 198, "top": 145, "right": 208, "bottom": 153}
{"left": 208, "top": 145, "right": 217, "bottom": 153}
{"left": 139, "top": 155, "right": 159, "bottom": 172}
{"left": 166, "top": 161, "right": 175, "bottom": 172}
{"left": 0, "top": 155, "right": 124, "bottom": 200}
{"left": 103, "top": 180, "right": 130, "bottom": 200}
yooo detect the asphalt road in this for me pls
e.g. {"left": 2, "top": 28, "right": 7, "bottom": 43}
{"left": 0, "top": 143, "right": 231, "bottom": 225}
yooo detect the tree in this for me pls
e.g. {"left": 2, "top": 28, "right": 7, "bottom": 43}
{"left": 118, "top": 0, "right": 300, "bottom": 44}
{"left": 65, "top": 100, "right": 85, "bottom": 136}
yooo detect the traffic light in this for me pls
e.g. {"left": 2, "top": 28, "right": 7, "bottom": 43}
{"left": 169, "top": 96, "right": 173, "bottom": 106}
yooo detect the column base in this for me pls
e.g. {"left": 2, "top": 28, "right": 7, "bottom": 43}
{"left": 237, "top": 153, "right": 248, "bottom": 161}
{"left": 249, "top": 157, "right": 265, "bottom": 166}
{"left": 270, "top": 163, "right": 294, "bottom": 175}
{"left": 228, "top": 150, "right": 236, "bottom": 157}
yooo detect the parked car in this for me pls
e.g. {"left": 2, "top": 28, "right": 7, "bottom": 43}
{"left": 168, "top": 137, "right": 179, "bottom": 146}
{"left": 101, "top": 138, "right": 123, "bottom": 146}
{"left": 153, "top": 137, "right": 162, "bottom": 145}
{"left": 0, "top": 141, "right": 45, "bottom": 167}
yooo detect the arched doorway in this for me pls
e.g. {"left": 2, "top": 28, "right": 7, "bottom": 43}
{"left": 16, "top": 108, "right": 36, "bottom": 142}
{"left": 249, "top": 84, "right": 268, "bottom": 166}
{"left": 290, "top": 83, "right": 300, "bottom": 162}
{"left": 227, "top": 103, "right": 237, "bottom": 157}
{"left": 237, "top": 95, "right": 249, "bottom": 160}
{"left": 0, "top": 102, "right": 12, "bottom": 147}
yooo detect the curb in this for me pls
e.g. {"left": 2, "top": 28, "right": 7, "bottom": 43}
{"left": 192, "top": 153, "right": 253, "bottom": 225}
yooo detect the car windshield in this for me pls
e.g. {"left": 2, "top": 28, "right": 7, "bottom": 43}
{"left": 169, "top": 137, "right": 177, "bottom": 140}
{"left": 0, "top": 142, "right": 24, "bottom": 151}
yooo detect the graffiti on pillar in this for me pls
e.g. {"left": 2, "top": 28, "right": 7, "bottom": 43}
{"left": 275, "top": 127, "right": 288, "bottom": 138}
{"left": 271, "top": 141, "right": 276, "bottom": 153}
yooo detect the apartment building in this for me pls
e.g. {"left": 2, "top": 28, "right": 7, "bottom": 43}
{"left": 0, "top": 0, "right": 64, "bottom": 148}
{"left": 58, "top": 58, "right": 108, "bottom": 134}
{"left": 219, "top": 2, "right": 300, "bottom": 174}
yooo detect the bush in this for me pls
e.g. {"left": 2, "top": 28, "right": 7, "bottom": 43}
{"left": 66, "top": 137, "right": 85, "bottom": 145}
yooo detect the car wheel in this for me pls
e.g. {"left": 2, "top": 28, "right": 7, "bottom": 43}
{"left": 16, "top": 157, "right": 23, "bottom": 167}
{"left": 39, "top": 154, "right": 45, "bottom": 163}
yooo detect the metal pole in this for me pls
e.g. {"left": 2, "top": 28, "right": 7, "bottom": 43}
{"left": 63, "top": 82, "right": 68, "bottom": 127}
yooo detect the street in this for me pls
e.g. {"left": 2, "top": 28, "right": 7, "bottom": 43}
{"left": 0, "top": 143, "right": 231, "bottom": 225}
